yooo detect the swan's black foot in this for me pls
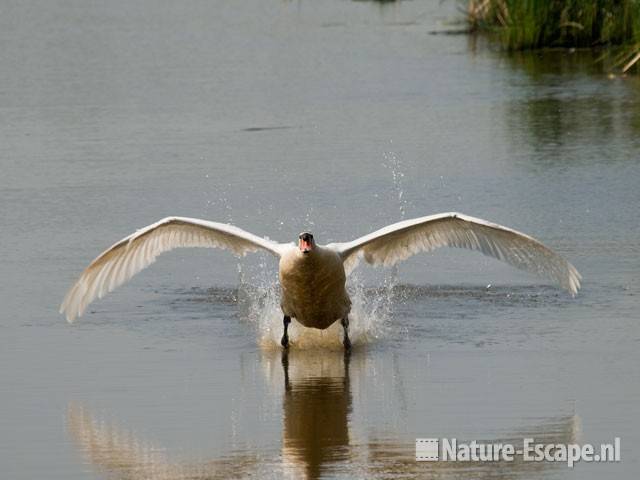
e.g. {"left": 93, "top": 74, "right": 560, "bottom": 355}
{"left": 341, "top": 316, "right": 351, "bottom": 351}
{"left": 281, "top": 315, "right": 291, "bottom": 349}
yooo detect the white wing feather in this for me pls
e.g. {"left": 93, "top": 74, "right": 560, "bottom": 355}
{"left": 329, "top": 212, "right": 581, "bottom": 294}
{"left": 60, "top": 217, "right": 287, "bottom": 322}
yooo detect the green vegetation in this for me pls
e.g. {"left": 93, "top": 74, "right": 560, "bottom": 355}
{"left": 466, "top": 0, "right": 640, "bottom": 71}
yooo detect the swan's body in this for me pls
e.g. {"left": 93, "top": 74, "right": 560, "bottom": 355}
{"left": 279, "top": 246, "right": 350, "bottom": 330}
{"left": 60, "top": 212, "right": 581, "bottom": 347}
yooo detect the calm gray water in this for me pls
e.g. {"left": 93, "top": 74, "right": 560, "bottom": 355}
{"left": 1, "top": 1, "right": 639, "bottom": 479}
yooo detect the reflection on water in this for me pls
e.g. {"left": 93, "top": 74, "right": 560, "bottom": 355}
{"left": 501, "top": 50, "right": 640, "bottom": 163}
{"left": 365, "top": 416, "right": 581, "bottom": 479}
{"left": 506, "top": 49, "right": 611, "bottom": 77}
{"left": 68, "top": 404, "right": 261, "bottom": 479}
{"left": 281, "top": 350, "right": 352, "bottom": 479}
{"left": 68, "top": 349, "right": 580, "bottom": 480}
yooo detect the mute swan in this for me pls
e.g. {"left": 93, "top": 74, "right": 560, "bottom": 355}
{"left": 60, "top": 212, "right": 581, "bottom": 349}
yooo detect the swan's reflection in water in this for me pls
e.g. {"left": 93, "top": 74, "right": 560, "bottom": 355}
{"left": 280, "top": 350, "right": 353, "bottom": 479}
{"left": 68, "top": 350, "right": 581, "bottom": 480}
{"left": 67, "top": 405, "right": 261, "bottom": 479}
{"left": 364, "top": 416, "right": 582, "bottom": 479}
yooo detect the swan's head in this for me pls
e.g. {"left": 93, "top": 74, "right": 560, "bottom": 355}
{"left": 298, "top": 232, "right": 315, "bottom": 254}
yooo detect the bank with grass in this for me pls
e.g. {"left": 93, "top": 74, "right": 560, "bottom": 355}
{"left": 466, "top": 0, "right": 640, "bottom": 71}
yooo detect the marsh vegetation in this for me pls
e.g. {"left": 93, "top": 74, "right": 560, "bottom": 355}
{"left": 466, "top": 0, "right": 640, "bottom": 71}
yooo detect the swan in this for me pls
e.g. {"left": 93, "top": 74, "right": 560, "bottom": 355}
{"left": 60, "top": 212, "right": 581, "bottom": 349}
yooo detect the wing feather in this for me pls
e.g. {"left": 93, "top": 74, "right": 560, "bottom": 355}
{"left": 60, "top": 217, "right": 287, "bottom": 322}
{"left": 331, "top": 212, "right": 581, "bottom": 294}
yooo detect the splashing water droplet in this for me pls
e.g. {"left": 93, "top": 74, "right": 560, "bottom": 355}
{"left": 383, "top": 151, "right": 407, "bottom": 220}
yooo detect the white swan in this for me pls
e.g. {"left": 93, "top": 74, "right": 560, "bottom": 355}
{"left": 60, "top": 212, "right": 581, "bottom": 348}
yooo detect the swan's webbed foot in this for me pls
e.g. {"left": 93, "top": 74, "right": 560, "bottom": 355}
{"left": 281, "top": 315, "right": 291, "bottom": 348}
{"left": 341, "top": 316, "right": 351, "bottom": 351}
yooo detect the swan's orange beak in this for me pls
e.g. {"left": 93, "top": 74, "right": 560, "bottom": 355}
{"left": 298, "top": 233, "right": 314, "bottom": 254}
{"left": 299, "top": 238, "right": 313, "bottom": 253}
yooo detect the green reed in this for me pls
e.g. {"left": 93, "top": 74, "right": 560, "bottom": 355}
{"left": 466, "top": 0, "right": 640, "bottom": 70}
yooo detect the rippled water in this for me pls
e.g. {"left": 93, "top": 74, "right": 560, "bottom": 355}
{"left": 1, "top": 1, "right": 639, "bottom": 479}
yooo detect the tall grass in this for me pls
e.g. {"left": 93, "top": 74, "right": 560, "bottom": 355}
{"left": 466, "top": 0, "right": 640, "bottom": 70}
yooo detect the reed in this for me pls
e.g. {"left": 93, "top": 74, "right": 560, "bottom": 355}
{"left": 466, "top": 0, "right": 640, "bottom": 70}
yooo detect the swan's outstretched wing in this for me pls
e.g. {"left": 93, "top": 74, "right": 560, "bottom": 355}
{"left": 60, "top": 217, "right": 288, "bottom": 322}
{"left": 329, "top": 212, "right": 581, "bottom": 294}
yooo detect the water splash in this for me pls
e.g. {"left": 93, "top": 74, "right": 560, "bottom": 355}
{"left": 382, "top": 150, "right": 408, "bottom": 220}
{"left": 235, "top": 266, "right": 395, "bottom": 351}
{"left": 378, "top": 149, "right": 408, "bottom": 337}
